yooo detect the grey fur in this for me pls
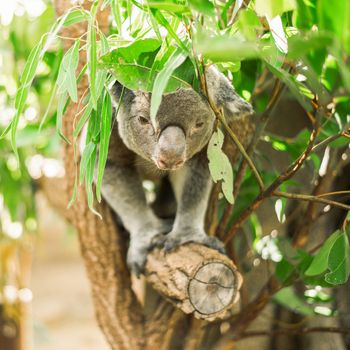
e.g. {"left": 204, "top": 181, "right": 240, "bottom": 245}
{"left": 100, "top": 66, "right": 253, "bottom": 275}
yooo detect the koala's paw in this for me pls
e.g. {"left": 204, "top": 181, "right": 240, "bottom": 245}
{"left": 127, "top": 241, "right": 149, "bottom": 277}
{"left": 160, "top": 228, "right": 225, "bottom": 254}
{"left": 127, "top": 219, "right": 173, "bottom": 276}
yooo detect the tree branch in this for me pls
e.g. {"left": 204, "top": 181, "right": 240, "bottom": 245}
{"left": 216, "top": 77, "right": 285, "bottom": 237}
{"left": 224, "top": 121, "right": 319, "bottom": 244}
{"left": 239, "top": 327, "right": 350, "bottom": 339}
{"left": 273, "top": 191, "right": 350, "bottom": 211}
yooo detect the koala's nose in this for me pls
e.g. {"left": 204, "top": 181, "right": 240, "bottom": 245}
{"left": 156, "top": 126, "right": 186, "bottom": 170}
{"left": 157, "top": 156, "right": 184, "bottom": 169}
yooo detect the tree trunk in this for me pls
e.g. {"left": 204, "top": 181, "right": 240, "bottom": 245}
{"left": 54, "top": 2, "right": 144, "bottom": 349}
{"left": 0, "top": 306, "right": 20, "bottom": 350}
{"left": 52, "top": 1, "right": 248, "bottom": 349}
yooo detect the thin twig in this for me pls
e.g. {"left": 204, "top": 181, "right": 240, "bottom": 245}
{"left": 224, "top": 122, "right": 319, "bottom": 244}
{"left": 273, "top": 191, "right": 350, "bottom": 211}
{"left": 217, "top": 78, "right": 285, "bottom": 237}
{"left": 218, "top": 111, "right": 265, "bottom": 191}
{"left": 317, "top": 190, "right": 350, "bottom": 198}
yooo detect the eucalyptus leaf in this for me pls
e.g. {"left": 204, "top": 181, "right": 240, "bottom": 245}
{"left": 62, "top": 9, "right": 90, "bottom": 27}
{"left": 325, "top": 232, "right": 350, "bottom": 285}
{"left": 305, "top": 231, "right": 342, "bottom": 276}
{"left": 273, "top": 286, "right": 315, "bottom": 315}
{"left": 188, "top": 0, "right": 215, "bottom": 16}
{"left": 101, "top": 40, "right": 195, "bottom": 92}
{"left": 11, "top": 39, "right": 44, "bottom": 160}
{"left": 255, "top": 0, "right": 296, "bottom": 19}
{"left": 56, "top": 39, "right": 80, "bottom": 102}
{"left": 112, "top": 0, "right": 122, "bottom": 34}
{"left": 318, "top": 0, "right": 350, "bottom": 54}
{"left": 151, "top": 9, "right": 188, "bottom": 53}
{"left": 147, "top": 1, "right": 189, "bottom": 13}
{"left": 207, "top": 129, "right": 234, "bottom": 204}
{"left": 150, "top": 48, "right": 187, "bottom": 122}
{"left": 80, "top": 142, "right": 96, "bottom": 184}
{"left": 96, "top": 91, "right": 112, "bottom": 202}
{"left": 88, "top": 17, "right": 98, "bottom": 109}
{"left": 195, "top": 32, "right": 264, "bottom": 62}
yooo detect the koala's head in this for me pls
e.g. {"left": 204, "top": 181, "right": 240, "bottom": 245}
{"left": 111, "top": 66, "right": 253, "bottom": 171}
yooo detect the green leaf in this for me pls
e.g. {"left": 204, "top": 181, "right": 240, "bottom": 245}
{"left": 11, "top": 39, "right": 44, "bottom": 160}
{"left": 73, "top": 100, "right": 94, "bottom": 138}
{"left": 150, "top": 47, "right": 187, "bottom": 123}
{"left": 207, "top": 129, "right": 234, "bottom": 204}
{"left": 99, "top": 31, "right": 109, "bottom": 56}
{"left": 101, "top": 41, "right": 194, "bottom": 92}
{"left": 80, "top": 142, "right": 96, "bottom": 184}
{"left": 62, "top": 9, "right": 90, "bottom": 27}
{"left": 56, "top": 92, "right": 70, "bottom": 144}
{"left": 112, "top": 0, "right": 122, "bottom": 34}
{"left": 305, "top": 231, "right": 342, "bottom": 276}
{"left": 195, "top": 31, "right": 264, "bottom": 62}
{"left": 325, "top": 232, "right": 350, "bottom": 285}
{"left": 237, "top": 8, "right": 261, "bottom": 41}
{"left": 273, "top": 286, "right": 315, "bottom": 315}
{"left": 57, "top": 39, "right": 80, "bottom": 102}
{"left": 188, "top": 0, "right": 215, "bottom": 16}
{"left": 96, "top": 69, "right": 108, "bottom": 103}
{"left": 96, "top": 91, "right": 112, "bottom": 202}
{"left": 88, "top": 17, "right": 98, "bottom": 109}
{"left": 255, "top": 0, "right": 296, "bottom": 19}
{"left": 287, "top": 32, "right": 333, "bottom": 59}
{"left": 101, "top": 38, "right": 161, "bottom": 63}
{"left": 0, "top": 122, "right": 12, "bottom": 139}
{"left": 85, "top": 146, "right": 101, "bottom": 218}
{"left": 318, "top": 0, "right": 350, "bottom": 54}
{"left": 148, "top": 7, "right": 162, "bottom": 41}
{"left": 266, "top": 63, "right": 312, "bottom": 111}
{"left": 147, "top": 1, "right": 189, "bottom": 13}
{"left": 151, "top": 9, "right": 188, "bottom": 53}
{"left": 39, "top": 84, "right": 58, "bottom": 131}
{"left": 276, "top": 258, "right": 296, "bottom": 284}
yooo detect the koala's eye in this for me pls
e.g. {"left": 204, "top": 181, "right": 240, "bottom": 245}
{"left": 195, "top": 121, "right": 204, "bottom": 129}
{"left": 138, "top": 116, "right": 150, "bottom": 125}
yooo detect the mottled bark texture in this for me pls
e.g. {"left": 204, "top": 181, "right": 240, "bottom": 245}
{"left": 54, "top": 2, "right": 144, "bottom": 350}
{"left": 52, "top": 1, "right": 252, "bottom": 350}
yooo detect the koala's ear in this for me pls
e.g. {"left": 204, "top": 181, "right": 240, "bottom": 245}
{"left": 205, "top": 66, "right": 253, "bottom": 119}
{"left": 110, "top": 80, "right": 133, "bottom": 107}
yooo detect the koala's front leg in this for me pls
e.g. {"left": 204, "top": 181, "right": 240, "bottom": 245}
{"left": 165, "top": 153, "right": 225, "bottom": 253}
{"left": 101, "top": 162, "right": 171, "bottom": 275}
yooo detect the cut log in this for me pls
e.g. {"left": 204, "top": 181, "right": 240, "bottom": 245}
{"left": 145, "top": 243, "right": 243, "bottom": 322}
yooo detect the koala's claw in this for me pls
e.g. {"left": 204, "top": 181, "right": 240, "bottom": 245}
{"left": 127, "top": 218, "right": 173, "bottom": 277}
{"left": 162, "top": 229, "right": 226, "bottom": 254}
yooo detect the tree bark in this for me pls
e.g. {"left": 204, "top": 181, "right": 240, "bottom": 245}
{"left": 0, "top": 306, "right": 20, "bottom": 350}
{"left": 54, "top": 2, "right": 144, "bottom": 349}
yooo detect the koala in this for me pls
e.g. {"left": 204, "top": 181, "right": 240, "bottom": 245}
{"left": 101, "top": 66, "right": 253, "bottom": 275}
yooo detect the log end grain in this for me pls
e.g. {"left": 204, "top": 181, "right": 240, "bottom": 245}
{"left": 145, "top": 243, "right": 243, "bottom": 322}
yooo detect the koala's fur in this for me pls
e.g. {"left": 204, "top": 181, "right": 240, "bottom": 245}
{"left": 101, "top": 66, "right": 253, "bottom": 275}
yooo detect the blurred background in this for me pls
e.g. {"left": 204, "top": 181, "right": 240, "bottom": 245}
{"left": 0, "top": 1, "right": 107, "bottom": 349}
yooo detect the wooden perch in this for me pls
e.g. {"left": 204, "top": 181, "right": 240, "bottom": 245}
{"left": 146, "top": 243, "right": 242, "bottom": 321}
